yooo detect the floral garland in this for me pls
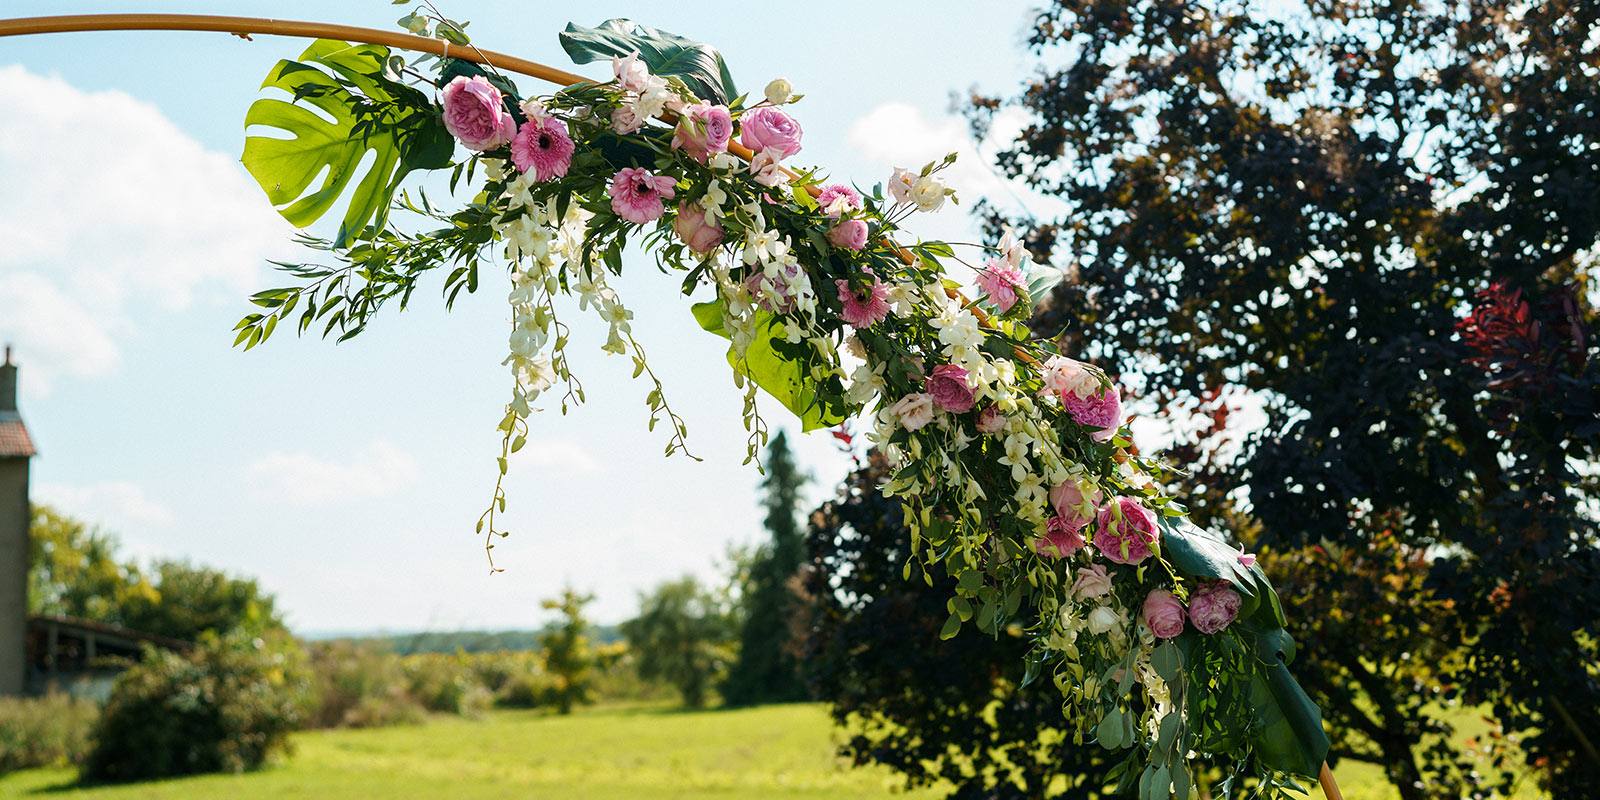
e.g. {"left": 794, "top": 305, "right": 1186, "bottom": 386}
{"left": 235, "top": 18, "right": 1329, "bottom": 798}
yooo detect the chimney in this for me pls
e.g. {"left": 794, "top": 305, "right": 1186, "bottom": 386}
{"left": 0, "top": 346, "right": 33, "bottom": 696}
{"left": 0, "top": 346, "right": 16, "bottom": 412}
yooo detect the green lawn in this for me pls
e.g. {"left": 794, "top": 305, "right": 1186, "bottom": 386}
{"left": 0, "top": 702, "right": 1549, "bottom": 799}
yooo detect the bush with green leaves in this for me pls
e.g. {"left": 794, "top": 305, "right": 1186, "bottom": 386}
{"left": 0, "top": 692, "right": 98, "bottom": 775}
{"left": 304, "top": 641, "right": 424, "bottom": 729}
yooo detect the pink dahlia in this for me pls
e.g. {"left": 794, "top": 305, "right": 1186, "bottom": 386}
{"left": 609, "top": 167, "right": 676, "bottom": 225}
{"left": 835, "top": 273, "right": 891, "bottom": 328}
{"left": 817, "top": 184, "right": 863, "bottom": 218}
{"left": 1062, "top": 385, "right": 1123, "bottom": 442}
{"left": 1188, "top": 581, "right": 1243, "bottom": 634}
{"left": 1093, "top": 496, "right": 1160, "bottom": 565}
{"left": 440, "top": 75, "right": 515, "bottom": 152}
{"left": 924, "top": 364, "right": 975, "bottom": 413}
{"left": 975, "top": 256, "right": 1025, "bottom": 313}
{"left": 510, "top": 116, "right": 575, "bottom": 182}
{"left": 1034, "top": 516, "right": 1087, "bottom": 559}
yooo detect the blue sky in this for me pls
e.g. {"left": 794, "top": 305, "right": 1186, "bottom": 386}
{"left": 1, "top": 0, "right": 1055, "bottom": 632}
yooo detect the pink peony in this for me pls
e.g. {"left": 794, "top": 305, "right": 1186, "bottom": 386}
{"left": 1093, "top": 496, "right": 1160, "bottom": 565}
{"left": 671, "top": 104, "right": 733, "bottom": 163}
{"left": 440, "top": 75, "right": 515, "bottom": 152}
{"left": 835, "top": 273, "right": 891, "bottom": 328}
{"left": 889, "top": 392, "right": 936, "bottom": 431}
{"left": 1062, "top": 385, "right": 1123, "bottom": 442}
{"left": 746, "top": 262, "right": 805, "bottom": 313}
{"left": 975, "top": 404, "right": 1006, "bottom": 434}
{"left": 510, "top": 116, "right": 575, "bottom": 182}
{"left": 924, "top": 365, "right": 975, "bottom": 413}
{"left": 1142, "top": 589, "right": 1187, "bottom": 638}
{"left": 739, "top": 106, "right": 803, "bottom": 159}
{"left": 1049, "top": 479, "right": 1103, "bottom": 530}
{"left": 827, "top": 219, "right": 869, "bottom": 250}
{"left": 673, "top": 201, "right": 723, "bottom": 254}
{"left": 1188, "top": 581, "right": 1243, "bottom": 634}
{"left": 1071, "top": 563, "right": 1114, "bottom": 599}
{"left": 817, "top": 184, "right": 863, "bottom": 218}
{"left": 1034, "top": 516, "right": 1087, "bottom": 559}
{"left": 976, "top": 257, "right": 1025, "bottom": 313}
{"left": 609, "top": 167, "right": 676, "bottom": 224}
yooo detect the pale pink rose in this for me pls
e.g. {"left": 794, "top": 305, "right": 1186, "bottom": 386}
{"left": 1049, "top": 479, "right": 1103, "bottom": 530}
{"left": 976, "top": 257, "right": 1026, "bottom": 313}
{"left": 835, "top": 273, "right": 891, "bottom": 328}
{"left": 1093, "top": 497, "right": 1160, "bottom": 565}
{"left": 975, "top": 404, "right": 1006, "bottom": 434}
{"left": 1040, "top": 355, "right": 1093, "bottom": 398}
{"left": 1063, "top": 385, "right": 1123, "bottom": 442}
{"left": 1034, "top": 516, "right": 1086, "bottom": 559}
{"left": 510, "top": 116, "right": 575, "bottom": 182}
{"left": 609, "top": 167, "right": 676, "bottom": 224}
{"left": 673, "top": 201, "right": 723, "bottom": 254}
{"left": 610, "top": 104, "right": 644, "bottom": 134}
{"left": 612, "top": 51, "right": 651, "bottom": 93}
{"left": 827, "top": 219, "right": 869, "bottom": 251}
{"left": 1071, "top": 563, "right": 1114, "bottom": 600}
{"left": 671, "top": 104, "right": 733, "bottom": 163}
{"left": 924, "top": 365, "right": 975, "bottom": 413}
{"left": 745, "top": 262, "right": 805, "bottom": 313}
{"left": 749, "top": 148, "right": 787, "bottom": 187}
{"left": 1188, "top": 581, "right": 1243, "bottom": 634}
{"left": 817, "top": 184, "right": 863, "bottom": 218}
{"left": 889, "top": 392, "right": 936, "bottom": 431}
{"left": 887, "top": 167, "right": 917, "bottom": 205}
{"left": 739, "top": 106, "right": 803, "bottom": 159}
{"left": 440, "top": 75, "right": 515, "bottom": 152}
{"left": 1142, "top": 589, "right": 1187, "bottom": 639}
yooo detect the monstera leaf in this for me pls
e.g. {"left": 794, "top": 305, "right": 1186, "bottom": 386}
{"left": 560, "top": 19, "right": 738, "bottom": 104}
{"left": 692, "top": 300, "right": 848, "bottom": 431}
{"left": 1160, "top": 516, "right": 1286, "bottom": 627}
{"left": 1247, "top": 626, "right": 1331, "bottom": 777}
{"left": 243, "top": 39, "right": 453, "bottom": 248}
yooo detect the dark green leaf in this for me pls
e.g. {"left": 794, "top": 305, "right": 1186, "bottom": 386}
{"left": 559, "top": 19, "right": 738, "bottom": 104}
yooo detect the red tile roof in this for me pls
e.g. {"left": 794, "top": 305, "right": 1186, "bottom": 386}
{"left": 0, "top": 418, "right": 34, "bottom": 458}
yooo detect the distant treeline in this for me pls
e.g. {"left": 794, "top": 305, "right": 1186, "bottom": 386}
{"left": 310, "top": 625, "right": 625, "bottom": 655}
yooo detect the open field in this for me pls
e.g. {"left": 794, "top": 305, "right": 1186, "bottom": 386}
{"left": 0, "top": 702, "right": 1548, "bottom": 799}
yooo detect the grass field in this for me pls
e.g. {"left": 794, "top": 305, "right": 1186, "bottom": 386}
{"left": 0, "top": 702, "right": 1549, "bottom": 799}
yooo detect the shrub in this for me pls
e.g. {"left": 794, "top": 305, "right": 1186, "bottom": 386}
{"left": 0, "top": 692, "right": 97, "bottom": 775}
{"left": 399, "top": 653, "right": 491, "bottom": 716}
{"left": 304, "top": 641, "right": 423, "bottom": 729}
{"left": 82, "top": 633, "right": 310, "bottom": 782}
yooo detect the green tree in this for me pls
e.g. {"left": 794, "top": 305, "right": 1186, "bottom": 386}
{"left": 119, "top": 560, "right": 283, "bottom": 642}
{"left": 721, "top": 430, "right": 809, "bottom": 706}
{"left": 621, "top": 576, "right": 732, "bottom": 709}
{"left": 26, "top": 506, "right": 157, "bottom": 621}
{"left": 968, "top": 1, "right": 1600, "bottom": 795}
{"left": 538, "top": 587, "right": 596, "bottom": 714}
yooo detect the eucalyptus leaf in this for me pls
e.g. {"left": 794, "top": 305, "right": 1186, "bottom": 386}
{"left": 1152, "top": 640, "right": 1182, "bottom": 682}
{"left": 559, "top": 19, "right": 738, "bottom": 104}
{"left": 1095, "top": 709, "right": 1124, "bottom": 750}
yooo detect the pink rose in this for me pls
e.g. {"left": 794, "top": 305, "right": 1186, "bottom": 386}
{"left": 1093, "top": 497, "right": 1160, "bottom": 565}
{"left": 889, "top": 392, "right": 936, "bottom": 431}
{"left": 817, "top": 184, "right": 863, "bottom": 218}
{"left": 749, "top": 148, "right": 787, "bottom": 187}
{"left": 1071, "top": 563, "right": 1114, "bottom": 600}
{"left": 745, "top": 262, "right": 805, "bottom": 313}
{"left": 612, "top": 51, "right": 651, "bottom": 93}
{"left": 739, "top": 106, "right": 803, "bottom": 159}
{"left": 1049, "top": 479, "right": 1103, "bottom": 530}
{"left": 835, "top": 273, "right": 891, "bottom": 328}
{"left": 1034, "top": 516, "right": 1086, "bottom": 559}
{"left": 671, "top": 104, "right": 733, "bottom": 163}
{"left": 440, "top": 75, "right": 515, "bottom": 152}
{"left": 673, "top": 201, "right": 723, "bottom": 254}
{"left": 1188, "top": 581, "right": 1243, "bottom": 634}
{"left": 609, "top": 167, "right": 676, "bottom": 224}
{"left": 976, "top": 404, "right": 1006, "bottom": 434}
{"left": 1142, "top": 589, "right": 1187, "bottom": 639}
{"left": 510, "top": 116, "right": 575, "bottom": 182}
{"left": 1063, "top": 385, "right": 1123, "bottom": 442}
{"left": 975, "top": 257, "right": 1025, "bottom": 313}
{"left": 1041, "top": 355, "right": 1100, "bottom": 400}
{"left": 827, "top": 219, "right": 869, "bottom": 250}
{"left": 924, "top": 365, "right": 975, "bottom": 413}
{"left": 610, "top": 105, "right": 643, "bottom": 134}
{"left": 887, "top": 167, "right": 917, "bottom": 205}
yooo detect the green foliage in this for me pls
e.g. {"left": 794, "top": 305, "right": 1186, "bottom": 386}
{"left": 622, "top": 577, "right": 735, "bottom": 709}
{"left": 539, "top": 588, "right": 598, "bottom": 714}
{"left": 303, "top": 641, "right": 424, "bottom": 729}
{"left": 242, "top": 39, "right": 452, "bottom": 250}
{"left": 693, "top": 303, "right": 851, "bottom": 432}
{"left": 0, "top": 692, "right": 97, "bottom": 776}
{"left": 398, "top": 652, "right": 493, "bottom": 716}
{"left": 83, "top": 632, "right": 311, "bottom": 782}
{"left": 559, "top": 19, "right": 739, "bottom": 104}
{"left": 117, "top": 560, "right": 284, "bottom": 642}
{"left": 721, "top": 431, "right": 810, "bottom": 706}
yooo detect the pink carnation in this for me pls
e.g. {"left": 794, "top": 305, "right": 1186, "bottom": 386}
{"left": 1062, "top": 385, "right": 1123, "bottom": 442}
{"left": 1093, "top": 496, "right": 1160, "bottom": 565}
{"left": 1142, "top": 589, "right": 1187, "bottom": 639}
{"left": 671, "top": 104, "right": 733, "bottom": 163}
{"left": 835, "top": 273, "right": 891, "bottom": 328}
{"left": 1188, "top": 581, "right": 1243, "bottom": 634}
{"left": 739, "top": 106, "right": 803, "bottom": 159}
{"left": 976, "top": 404, "right": 1006, "bottom": 434}
{"left": 827, "top": 219, "right": 869, "bottom": 250}
{"left": 817, "top": 184, "right": 863, "bottom": 218}
{"left": 673, "top": 201, "right": 723, "bottom": 254}
{"left": 609, "top": 167, "right": 676, "bottom": 225}
{"left": 976, "top": 257, "right": 1025, "bottom": 313}
{"left": 1049, "top": 479, "right": 1103, "bottom": 530}
{"left": 1034, "top": 516, "right": 1087, "bottom": 559}
{"left": 924, "top": 365, "right": 975, "bottom": 413}
{"left": 440, "top": 75, "right": 515, "bottom": 152}
{"left": 510, "top": 116, "right": 575, "bottom": 182}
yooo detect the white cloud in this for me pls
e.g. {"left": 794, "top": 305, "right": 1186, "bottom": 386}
{"left": 34, "top": 480, "right": 175, "bottom": 527}
{"left": 246, "top": 440, "right": 420, "bottom": 506}
{"left": 0, "top": 65, "right": 294, "bottom": 393}
{"left": 518, "top": 438, "right": 601, "bottom": 474}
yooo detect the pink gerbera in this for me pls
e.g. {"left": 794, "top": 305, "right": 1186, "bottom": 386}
{"left": 510, "top": 116, "right": 575, "bottom": 182}
{"left": 975, "top": 257, "right": 1025, "bottom": 313}
{"left": 816, "top": 184, "right": 863, "bottom": 218}
{"left": 609, "top": 167, "right": 676, "bottom": 225}
{"left": 835, "top": 271, "right": 891, "bottom": 328}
